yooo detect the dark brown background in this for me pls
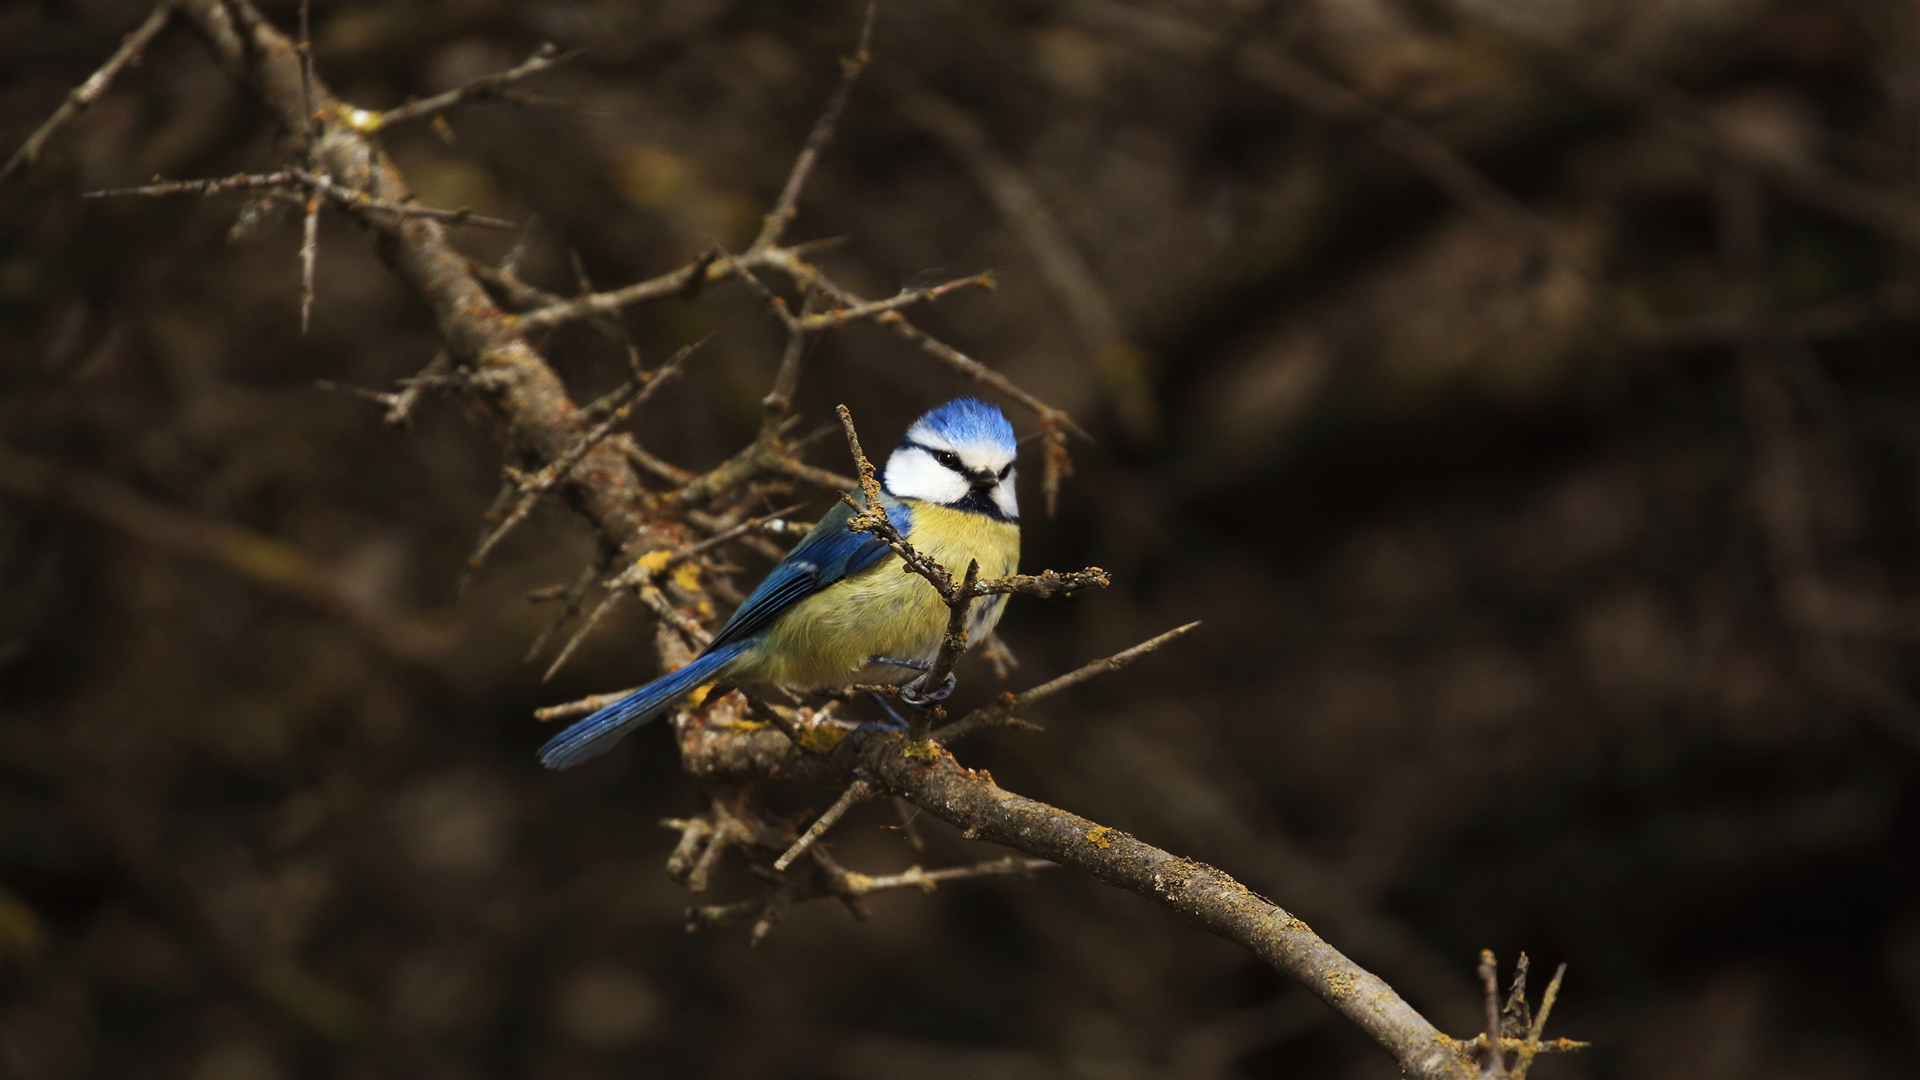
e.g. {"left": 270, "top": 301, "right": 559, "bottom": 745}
{"left": 4, "top": 1, "right": 1919, "bottom": 1077}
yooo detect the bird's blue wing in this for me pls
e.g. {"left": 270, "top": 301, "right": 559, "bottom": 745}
{"left": 706, "top": 497, "right": 909, "bottom": 651}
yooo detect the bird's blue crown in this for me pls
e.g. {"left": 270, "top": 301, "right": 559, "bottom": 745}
{"left": 914, "top": 397, "right": 1016, "bottom": 450}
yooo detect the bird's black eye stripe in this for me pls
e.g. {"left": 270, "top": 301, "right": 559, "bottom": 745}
{"left": 997, "top": 462, "right": 1013, "bottom": 480}
{"left": 933, "top": 449, "right": 962, "bottom": 470}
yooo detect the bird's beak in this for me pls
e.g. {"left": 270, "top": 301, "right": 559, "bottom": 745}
{"left": 966, "top": 469, "right": 998, "bottom": 489}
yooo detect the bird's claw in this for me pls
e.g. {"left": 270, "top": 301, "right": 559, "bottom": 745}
{"left": 899, "top": 672, "right": 956, "bottom": 707}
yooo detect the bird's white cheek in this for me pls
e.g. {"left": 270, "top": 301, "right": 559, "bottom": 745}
{"left": 992, "top": 472, "right": 1019, "bottom": 519}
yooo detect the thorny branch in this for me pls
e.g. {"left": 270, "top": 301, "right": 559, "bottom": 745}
{"left": 464, "top": 337, "right": 704, "bottom": 579}
{"left": 85, "top": 169, "right": 518, "bottom": 229}
{"left": 28, "top": 3, "right": 1584, "bottom": 1076}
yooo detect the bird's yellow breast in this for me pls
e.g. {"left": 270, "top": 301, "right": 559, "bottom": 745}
{"left": 741, "top": 502, "right": 1019, "bottom": 689}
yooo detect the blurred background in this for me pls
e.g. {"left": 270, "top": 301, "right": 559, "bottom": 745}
{"left": 4, "top": 1, "right": 1920, "bottom": 1076}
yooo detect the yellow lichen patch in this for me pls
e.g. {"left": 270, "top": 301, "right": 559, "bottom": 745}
{"left": 634, "top": 549, "right": 674, "bottom": 576}
{"left": 686, "top": 683, "right": 715, "bottom": 709}
{"left": 1322, "top": 970, "right": 1358, "bottom": 1000}
{"left": 1085, "top": 826, "right": 1114, "bottom": 849}
{"left": 795, "top": 724, "right": 848, "bottom": 754}
{"left": 672, "top": 561, "right": 703, "bottom": 592}
{"left": 717, "top": 718, "right": 768, "bottom": 734}
{"left": 902, "top": 739, "right": 942, "bottom": 762}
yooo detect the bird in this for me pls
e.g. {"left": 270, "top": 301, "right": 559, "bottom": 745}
{"left": 538, "top": 397, "right": 1021, "bottom": 769}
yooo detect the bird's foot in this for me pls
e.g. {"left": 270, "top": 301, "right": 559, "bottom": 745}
{"left": 898, "top": 671, "right": 956, "bottom": 707}
{"left": 866, "top": 655, "right": 932, "bottom": 673}
{"left": 851, "top": 692, "right": 914, "bottom": 747}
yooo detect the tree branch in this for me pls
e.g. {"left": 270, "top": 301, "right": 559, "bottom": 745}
{"left": 140, "top": 5, "right": 1572, "bottom": 1075}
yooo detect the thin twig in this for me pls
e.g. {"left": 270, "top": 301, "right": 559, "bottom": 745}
{"left": 763, "top": 453, "right": 859, "bottom": 494}
{"left": 719, "top": 248, "right": 803, "bottom": 332}
{"left": 303, "top": 168, "right": 517, "bottom": 228}
{"left": 465, "top": 338, "right": 703, "bottom": 576}
{"left": 920, "top": 559, "right": 981, "bottom": 715}
{"left": 541, "top": 588, "right": 626, "bottom": 683}
{"left": 355, "top": 44, "right": 577, "bottom": 131}
{"left": 848, "top": 855, "right": 1054, "bottom": 892}
{"left": 1478, "top": 950, "right": 1508, "bottom": 1078}
{"left": 85, "top": 169, "right": 518, "bottom": 228}
{"left": 1511, "top": 962, "right": 1569, "bottom": 1080}
{"left": 776, "top": 250, "right": 1091, "bottom": 442}
{"left": 897, "top": 88, "right": 1155, "bottom": 436}
{"left": 892, "top": 796, "right": 926, "bottom": 853}
{"left": 83, "top": 170, "right": 301, "bottom": 198}
{"left": 2, "top": 2, "right": 176, "bottom": 184}
{"left": 296, "top": 0, "right": 316, "bottom": 140}
{"left": 512, "top": 246, "right": 780, "bottom": 330}
{"left": 937, "top": 622, "right": 1199, "bottom": 744}
{"left": 751, "top": 1, "right": 877, "bottom": 251}
{"left": 686, "top": 855, "right": 1053, "bottom": 935}
{"left": 524, "top": 552, "right": 610, "bottom": 662}
{"left": 385, "top": 350, "right": 450, "bottom": 424}
{"left": 772, "top": 779, "right": 872, "bottom": 871}
{"left": 663, "top": 502, "right": 807, "bottom": 573}
{"left": 762, "top": 288, "right": 816, "bottom": 430}
{"left": 540, "top": 502, "right": 797, "bottom": 683}
{"left": 299, "top": 190, "right": 319, "bottom": 333}
{"left": 793, "top": 272, "right": 995, "bottom": 331}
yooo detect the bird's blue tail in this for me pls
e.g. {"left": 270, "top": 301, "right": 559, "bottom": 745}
{"left": 538, "top": 641, "right": 750, "bottom": 769}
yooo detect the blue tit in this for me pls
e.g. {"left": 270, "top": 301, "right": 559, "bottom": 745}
{"left": 539, "top": 397, "right": 1021, "bottom": 769}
